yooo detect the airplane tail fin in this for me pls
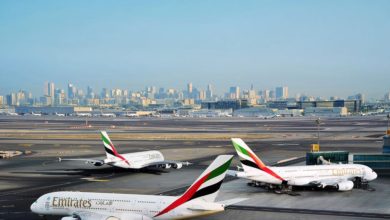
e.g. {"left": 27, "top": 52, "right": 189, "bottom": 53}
{"left": 154, "top": 155, "right": 233, "bottom": 217}
{"left": 231, "top": 138, "right": 267, "bottom": 172}
{"left": 231, "top": 138, "right": 285, "bottom": 181}
{"left": 101, "top": 131, "right": 120, "bottom": 160}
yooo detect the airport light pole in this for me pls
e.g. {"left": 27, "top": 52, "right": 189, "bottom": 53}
{"left": 316, "top": 118, "right": 321, "bottom": 146}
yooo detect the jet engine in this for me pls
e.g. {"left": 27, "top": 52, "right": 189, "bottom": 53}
{"left": 337, "top": 180, "right": 354, "bottom": 191}
{"left": 61, "top": 217, "right": 79, "bottom": 220}
{"left": 161, "top": 164, "right": 171, "bottom": 169}
{"left": 92, "top": 161, "right": 104, "bottom": 166}
{"left": 172, "top": 163, "right": 183, "bottom": 169}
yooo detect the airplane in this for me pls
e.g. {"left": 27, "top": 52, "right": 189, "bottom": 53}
{"left": 6, "top": 111, "right": 18, "bottom": 116}
{"left": 123, "top": 112, "right": 139, "bottom": 118}
{"left": 75, "top": 112, "right": 92, "bottom": 117}
{"left": 55, "top": 112, "right": 66, "bottom": 117}
{"left": 31, "top": 112, "right": 42, "bottom": 116}
{"left": 229, "top": 138, "right": 377, "bottom": 192}
{"left": 100, "top": 111, "right": 116, "bottom": 118}
{"left": 31, "top": 155, "right": 246, "bottom": 220}
{"left": 59, "top": 131, "right": 190, "bottom": 169}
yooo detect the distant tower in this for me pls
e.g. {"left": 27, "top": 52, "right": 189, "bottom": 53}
{"left": 44, "top": 82, "right": 55, "bottom": 98}
{"left": 206, "top": 84, "right": 213, "bottom": 99}
{"left": 275, "top": 86, "right": 288, "bottom": 100}
{"left": 229, "top": 86, "right": 240, "bottom": 99}
{"left": 68, "top": 83, "right": 76, "bottom": 99}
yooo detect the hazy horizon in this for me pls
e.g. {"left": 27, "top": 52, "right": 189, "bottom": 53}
{"left": 1, "top": 1, "right": 389, "bottom": 99}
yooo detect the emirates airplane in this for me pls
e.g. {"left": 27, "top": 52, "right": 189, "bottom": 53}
{"left": 59, "top": 131, "right": 190, "bottom": 170}
{"left": 230, "top": 138, "right": 377, "bottom": 191}
{"left": 31, "top": 155, "right": 246, "bottom": 219}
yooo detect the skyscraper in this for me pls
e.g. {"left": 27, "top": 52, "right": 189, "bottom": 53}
{"left": 275, "top": 86, "right": 288, "bottom": 100}
{"left": 44, "top": 82, "right": 55, "bottom": 98}
{"left": 206, "top": 84, "right": 213, "bottom": 99}
{"left": 187, "top": 82, "right": 193, "bottom": 94}
{"left": 68, "top": 83, "right": 76, "bottom": 99}
{"left": 229, "top": 86, "right": 240, "bottom": 99}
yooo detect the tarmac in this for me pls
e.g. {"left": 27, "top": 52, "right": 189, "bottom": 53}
{"left": 0, "top": 115, "right": 389, "bottom": 220}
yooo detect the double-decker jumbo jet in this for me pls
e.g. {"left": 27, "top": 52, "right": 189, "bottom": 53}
{"left": 31, "top": 155, "right": 246, "bottom": 220}
{"left": 230, "top": 138, "right": 377, "bottom": 191}
{"left": 59, "top": 131, "right": 190, "bottom": 170}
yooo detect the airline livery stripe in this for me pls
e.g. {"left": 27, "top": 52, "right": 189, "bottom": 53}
{"left": 206, "top": 158, "right": 233, "bottom": 181}
{"left": 101, "top": 133, "right": 130, "bottom": 165}
{"left": 240, "top": 160, "right": 259, "bottom": 170}
{"left": 234, "top": 141, "right": 285, "bottom": 181}
{"left": 189, "top": 179, "right": 223, "bottom": 201}
{"left": 154, "top": 173, "right": 209, "bottom": 217}
{"left": 155, "top": 158, "right": 232, "bottom": 217}
{"left": 105, "top": 148, "right": 116, "bottom": 157}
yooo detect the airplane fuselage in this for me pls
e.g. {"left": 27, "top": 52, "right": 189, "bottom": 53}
{"left": 31, "top": 191, "right": 224, "bottom": 219}
{"left": 238, "top": 163, "right": 377, "bottom": 186}
{"left": 105, "top": 150, "right": 165, "bottom": 169}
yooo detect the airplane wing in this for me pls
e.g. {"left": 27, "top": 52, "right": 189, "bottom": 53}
{"left": 72, "top": 211, "right": 153, "bottom": 220}
{"left": 308, "top": 177, "right": 353, "bottom": 189}
{"left": 218, "top": 198, "right": 248, "bottom": 206}
{"left": 142, "top": 160, "right": 191, "bottom": 169}
{"left": 58, "top": 157, "right": 105, "bottom": 166}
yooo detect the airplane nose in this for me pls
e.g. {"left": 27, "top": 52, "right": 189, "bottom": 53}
{"left": 30, "top": 202, "right": 38, "bottom": 213}
{"left": 372, "top": 171, "right": 378, "bottom": 180}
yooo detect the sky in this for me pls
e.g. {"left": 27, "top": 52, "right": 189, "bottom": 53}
{"left": 0, "top": 0, "right": 389, "bottom": 99}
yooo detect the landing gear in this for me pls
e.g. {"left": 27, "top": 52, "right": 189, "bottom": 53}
{"left": 354, "top": 177, "right": 375, "bottom": 191}
{"left": 247, "top": 181, "right": 300, "bottom": 196}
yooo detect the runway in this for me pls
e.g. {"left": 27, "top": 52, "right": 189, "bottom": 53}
{"left": 0, "top": 116, "right": 389, "bottom": 220}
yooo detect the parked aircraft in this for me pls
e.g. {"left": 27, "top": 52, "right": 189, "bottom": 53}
{"left": 230, "top": 138, "right": 377, "bottom": 191}
{"left": 55, "top": 112, "right": 66, "bottom": 117}
{"left": 59, "top": 131, "right": 190, "bottom": 169}
{"left": 99, "top": 111, "right": 116, "bottom": 117}
{"left": 30, "top": 112, "right": 42, "bottom": 116}
{"left": 32, "top": 155, "right": 245, "bottom": 219}
{"left": 75, "top": 112, "right": 92, "bottom": 117}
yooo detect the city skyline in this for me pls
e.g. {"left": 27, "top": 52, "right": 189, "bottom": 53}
{"left": 1, "top": 1, "right": 390, "bottom": 98}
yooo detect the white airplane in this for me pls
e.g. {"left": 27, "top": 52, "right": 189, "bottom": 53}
{"left": 75, "top": 112, "right": 92, "bottom": 117}
{"left": 6, "top": 111, "right": 18, "bottom": 116}
{"left": 31, "top": 155, "right": 245, "bottom": 220}
{"left": 31, "top": 112, "right": 42, "bottom": 116}
{"left": 230, "top": 138, "right": 377, "bottom": 191}
{"left": 59, "top": 131, "right": 190, "bottom": 169}
{"left": 55, "top": 112, "right": 66, "bottom": 117}
{"left": 100, "top": 111, "right": 116, "bottom": 117}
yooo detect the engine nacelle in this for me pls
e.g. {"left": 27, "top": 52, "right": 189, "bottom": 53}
{"left": 161, "top": 164, "right": 171, "bottom": 169}
{"left": 93, "top": 161, "right": 104, "bottom": 166}
{"left": 61, "top": 217, "right": 79, "bottom": 220}
{"left": 172, "top": 163, "right": 183, "bottom": 169}
{"left": 337, "top": 180, "right": 354, "bottom": 191}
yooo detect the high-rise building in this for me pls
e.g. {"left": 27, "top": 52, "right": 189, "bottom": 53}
{"left": 68, "top": 83, "right": 76, "bottom": 99}
{"left": 206, "top": 84, "right": 213, "bottom": 99}
{"left": 199, "top": 90, "right": 206, "bottom": 100}
{"left": 45, "top": 82, "right": 55, "bottom": 97}
{"left": 0, "top": 96, "right": 3, "bottom": 105}
{"left": 87, "top": 86, "right": 94, "bottom": 99}
{"left": 187, "top": 83, "right": 193, "bottom": 94}
{"left": 6, "top": 93, "right": 17, "bottom": 106}
{"left": 54, "top": 89, "right": 66, "bottom": 105}
{"left": 275, "top": 86, "right": 288, "bottom": 100}
{"left": 229, "top": 86, "right": 240, "bottom": 99}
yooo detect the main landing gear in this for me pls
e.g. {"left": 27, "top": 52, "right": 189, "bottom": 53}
{"left": 247, "top": 181, "right": 300, "bottom": 196}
